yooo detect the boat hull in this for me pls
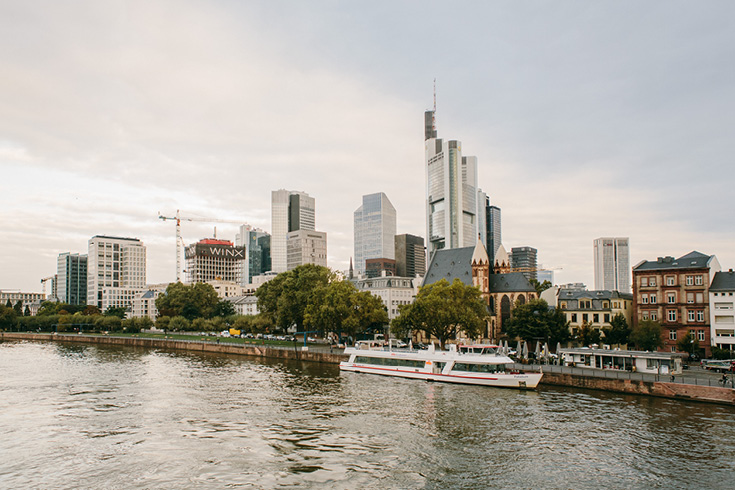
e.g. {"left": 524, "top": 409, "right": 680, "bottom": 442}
{"left": 340, "top": 362, "right": 542, "bottom": 389}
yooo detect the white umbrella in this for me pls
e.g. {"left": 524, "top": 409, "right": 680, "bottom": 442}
{"left": 516, "top": 340, "right": 522, "bottom": 354}
{"left": 534, "top": 341, "right": 541, "bottom": 360}
{"left": 522, "top": 341, "right": 529, "bottom": 359}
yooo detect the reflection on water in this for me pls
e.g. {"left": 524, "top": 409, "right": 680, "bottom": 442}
{"left": 1, "top": 340, "right": 734, "bottom": 489}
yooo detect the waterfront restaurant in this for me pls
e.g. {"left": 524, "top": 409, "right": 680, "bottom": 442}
{"left": 559, "top": 347, "right": 686, "bottom": 375}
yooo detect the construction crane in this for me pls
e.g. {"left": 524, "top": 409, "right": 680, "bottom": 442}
{"left": 158, "top": 210, "right": 248, "bottom": 283}
{"left": 40, "top": 276, "right": 55, "bottom": 296}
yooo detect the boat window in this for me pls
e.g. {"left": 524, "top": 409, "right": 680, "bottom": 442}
{"left": 354, "top": 356, "right": 425, "bottom": 369}
{"left": 452, "top": 363, "right": 506, "bottom": 373}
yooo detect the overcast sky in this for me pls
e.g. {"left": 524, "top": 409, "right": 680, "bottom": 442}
{"left": 2, "top": 0, "right": 734, "bottom": 294}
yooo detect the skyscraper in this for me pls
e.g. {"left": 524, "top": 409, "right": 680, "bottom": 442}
{"left": 57, "top": 252, "right": 87, "bottom": 305}
{"left": 511, "top": 246, "right": 538, "bottom": 281}
{"left": 353, "top": 192, "right": 397, "bottom": 276}
{"left": 594, "top": 237, "right": 630, "bottom": 293}
{"left": 395, "top": 234, "right": 426, "bottom": 278}
{"left": 425, "top": 109, "right": 478, "bottom": 258}
{"left": 185, "top": 238, "right": 245, "bottom": 284}
{"left": 485, "top": 197, "right": 501, "bottom": 265}
{"left": 271, "top": 189, "right": 315, "bottom": 273}
{"left": 236, "top": 225, "right": 271, "bottom": 285}
{"left": 87, "top": 236, "right": 146, "bottom": 312}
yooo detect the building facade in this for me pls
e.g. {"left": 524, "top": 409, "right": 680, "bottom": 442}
{"left": 57, "top": 252, "right": 87, "bottom": 305}
{"left": 556, "top": 289, "right": 634, "bottom": 339}
{"left": 632, "top": 251, "right": 721, "bottom": 356}
{"left": 286, "top": 230, "right": 327, "bottom": 270}
{"left": 394, "top": 233, "right": 426, "bottom": 278}
{"left": 185, "top": 239, "right": 245, "bottom": 284}
{"left": 271, "top": 189, "right": 315, "bottom": 273}
{"left": 352, "top": 275, "right": 420, "bottom": 320}
{"left": 485, "top": 199, "right": 501, "bottom": 265}
{"left": 365, "top": 258, "right": 396, "bottom": 278}
{"left": 87, "top": 236, "right": 146, "bottom": 312}
{"left": 511, "top": 246, "right": 538, "bottom": 282}
{"left": 236, "top": 225, "right": 271, "bottom": 285}
{"left": 709, "top": 270, "right": 735, "bottom": 352}
{"left": 594, "top": 237, "right": 631, "bottom": 293}
{"left": 353, "top": 192, "right": 396, "bottom": 276}
{"left": 424, "top": 109, "right": 478, "bottom": 257}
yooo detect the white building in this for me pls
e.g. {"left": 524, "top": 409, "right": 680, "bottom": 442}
{"left": 353, "top": 275, "right": 420, "bottom": 320}
{"left": 710, "top": 269, "right": 735, "bottom": 351}
{"left": 425, "top": 109, "right": 478, "bottom": 257}
{"left": 354, "top": 192, "right": 396, "bottom": 276}
{"left": 228, "top": 295, "right": 259, "bottom": 316}
{"left": 87, "top": 236, "right": 146, "bottom": 312}
{"left": 130, "top": 288, "right": 163, "bottom": 320}
{"left": 271, "top": 189, "right": 315, "bottom": 273}
{"left": 287, "top": 230, "right": 327, "bottom": 270}
{"left": 593, "top": 237, "right": 630, "bottom": 293}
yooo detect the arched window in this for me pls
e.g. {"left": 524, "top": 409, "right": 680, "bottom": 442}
{"left": 517, "top": 295, "right": 526, "bottom": 305}
{"left": 501, "top": 295, "right": 511, "bottom": 327}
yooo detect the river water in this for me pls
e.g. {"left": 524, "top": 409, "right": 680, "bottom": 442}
{"left": 1, "top": 340, "right": 734, "bottom": 489}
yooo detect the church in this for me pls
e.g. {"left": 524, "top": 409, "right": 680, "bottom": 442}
{"left": 422, "top": 237, "right": 537, "bottom": 343}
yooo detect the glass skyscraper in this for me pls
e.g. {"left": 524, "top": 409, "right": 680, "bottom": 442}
{"left": 271, "top": 189, "right": 315, "bottom": 273}
{"left": 594, "top": 237, "right": 630, "bottom": 293}
{"left": 354, "top": 192, "right": 396, "bottom": 277}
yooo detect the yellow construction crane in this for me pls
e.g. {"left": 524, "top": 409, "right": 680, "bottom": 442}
{"left": 158, "top": 210, "right": 248, "bottom": 282}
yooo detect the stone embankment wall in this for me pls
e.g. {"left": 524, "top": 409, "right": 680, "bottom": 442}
{"left": 0, "top": 332, "right": 346, "bottom": 364}
{"left": 3, "top": 332, "right": 734, "bottom": 406}
{"left": 541, "top": 372, "right": 735, "bottom": 406}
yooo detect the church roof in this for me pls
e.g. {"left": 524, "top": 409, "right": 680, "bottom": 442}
{"left": 494, "top": 244, "right": 509, "bottom": 265}
{"left": 423, "top": 247, "right": 475, "bottom": 287}
{"left": 471, "top": 236, "right": 489, "bottom": 265}
{"left": 489, "top": 273, "right": 536, "bottom": 293}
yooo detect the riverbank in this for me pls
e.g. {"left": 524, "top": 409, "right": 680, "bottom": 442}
{"left": 3, "top": 332, "right": 733, "bottom": 406}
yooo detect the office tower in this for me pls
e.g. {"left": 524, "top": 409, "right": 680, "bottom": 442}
{"left": 87, "top": 236, "right": 146, "bottom": 312}
{"left": 485, "top": 199, "right": 501, "bottom": 265}
{"left": 594, "top": 237, "right": 631, "bottom": 293}
{"left": 511, "top": 246, "right": 538, "bottom": 281}
{"left": 286, "top": 230, "right": 327, "bottom": 269}
{"left": 365, "top": 258, "right": 396, "bottom": 278}
{"left": 354, "top": 192, "right": 397, "bottom": 276}
{"left": 57, "top": 252, "right": 87, "bottom": 305}
{"left": 395, "top": 234, "right": 426, "bottom": 278}
{"left": 185, "top": 238, "right": 245, "bottom": 284}
{"left": 236, "top": 225, "right": 271, "bottom": 285}
{"left": 477, "top": 189, "right": 487, "bottom": 246}
{"left": 425, "top": 109, "right": 478, "bottom": 257}
{"left": 271, "top": 189, "right": 315, "bottom": 273}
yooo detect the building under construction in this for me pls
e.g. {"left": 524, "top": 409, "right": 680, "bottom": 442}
{"left": 184, "top": 239, "right": 245, "bottom": 284}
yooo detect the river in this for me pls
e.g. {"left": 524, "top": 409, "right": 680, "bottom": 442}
{"left": 1, "top": 340, "right": 734, "bottom": 489}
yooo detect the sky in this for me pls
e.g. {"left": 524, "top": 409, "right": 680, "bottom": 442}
{"left": 1, "top": 0, "right": 734, "bottom": 294}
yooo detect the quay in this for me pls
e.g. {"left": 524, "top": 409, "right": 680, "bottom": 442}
{"left": 2, "top": 332, "right": 734, "bottom": 407}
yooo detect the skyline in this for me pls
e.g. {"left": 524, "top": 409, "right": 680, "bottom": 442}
{"left": 2, "top": 1, "right": 735, "bottom": 293}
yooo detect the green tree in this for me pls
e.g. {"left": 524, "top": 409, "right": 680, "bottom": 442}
{"left": 304, "top": 281, "right": 388, "bottom": 340}
{"left": 5, "top": 299, "right": 12, "bottom": 308}
{"left": 390, "top": 279, "right": 487, "bottom": 349}
{"left": 13, "top": 300, "right": 23, "bottom": 315}
{"left": 256, "top": 264, "right": 335, "bottom": 331}
{"left": 83, "top": 305, "right": 101, "bottom": 316}
{"left": 211, "top": 299, "right": 236, "bottom": 318}
{"left": 104, "top": 306, "right": 128, "bottom": 319}
{"left": 578, "top": 322, "right": 602, "bottom": 347}
{"left": 504, "top": 299, "right": 571, "bottom": 345}
{"left": 23, "top": 305, "right": 31, "bottom": 316}
{"left": 0, "top": 305, "right": 18, "bottom": 330}
{"left": 155, "top": 282, "right": 220, "bottom": 320}
{"left": 529, "top": 279, "right": 553, "bottom": 296}
{"left": 676, "top": 330, "right": 700, "bottom": 357}
{"left": 630, "top": 320, "right": 663, "bottom": 351}
{"left": 602, "top": 313, "right": 631, "bottom": 346}
{"left": 168, "top": 316, "right": 191, "bottom": 331}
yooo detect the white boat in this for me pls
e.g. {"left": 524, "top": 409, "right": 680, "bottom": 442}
{"left": 340, "top": 342, "right": 543, "bottom": 389}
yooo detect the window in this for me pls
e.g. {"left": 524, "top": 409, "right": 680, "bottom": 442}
{"left": 641, "top": 277, "right": 648, "bottom": 287}
{"left": 583, "top": 313, "right": 589, "bottom": 322}
{"left": 666, "top": 276, "right": 675, "bottom": 286}
{"left": 697, "top": 311, "right": 704, "bottom": 322}
{"left": 687, "top": 292, "right": 694, "bottom": 304}
{"left": 669, "top": 330, "right": 677, "bottom": 341}
{"left": 650, "top": 277, "right": 656, "bottom": 286}
{"left": 667, "top": 293, "right": 676, "bottom": 304}
{"left": 651, "top": 311, "right": 658, "bottom": 321}
{"left": 688, "top": 311, "right": 695, "bottom": 322}
{"left": 686, "top": 276, "right": 693, "bottom": 286}
{"left": 650, "top": 294, "right": 657, "bottom": 304}
{"left": 667, "top": 310, "right": 677, "bottom": 322}
{"left": 571, "top": 313, "right": 577, "bottom": 323}
{"left": 593, "top": 314, "right": 599, "bottom": 323}
{"left": 642, "top": 311, "right": 649, "bottom": 320}
{"left": 695, "top": 275, "right": 703, "bottom": 286}
{"left": 642, "top": 294, "right": 648, "bottom": 304}
{"left": 604, "top": 313, "right": 610, "bottom": 323}
{"left": 560, "top": 302, "right": 567, "bottom": 309}
{"left": 698, "top": 330, "right": 705, "bottom": 342}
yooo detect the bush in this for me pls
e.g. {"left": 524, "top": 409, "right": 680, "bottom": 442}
{"left": 168, "top": 316, "right": 191, "bottom": 331}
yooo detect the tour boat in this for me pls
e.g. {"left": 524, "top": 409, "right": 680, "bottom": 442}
{"left": 340, "top": 342, "right": 542, "bottom": 389}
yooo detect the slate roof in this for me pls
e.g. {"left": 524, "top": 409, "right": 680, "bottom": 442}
{"left": 633, "top": 251, "right": 714, "bottom": 271}
{"left": 141, "top": 290, "right": 157, "bottom": 299}
{"left": 710, "top": 270, "right": 735, "bottom": 291}
{"left": 423, "top": 247, "right": 475, "bottom": 287}
{"left": 489, "top": 273, "right": 536, "bottom": 293}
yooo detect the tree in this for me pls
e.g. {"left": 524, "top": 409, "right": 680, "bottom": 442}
{"left": 529, "top": 279, "right": 552, "bottom": 296}
{"left": 23, "top": 305, "right": 31, "bottom": 317}
{"left": 211, "top": 299, "right": 236, "bottom": 318}
{"left": 578, "top": 322, "right": 602, "bottom": 347}
{"left": 304, "top": 281, "right": 388, "bottom": 340}
{"left": 155, "top": 282, "right": 220, "bottom": 320}
{"left": 504, "top": 299, "right": 570, "bottom": 346}
{"left": 13, "top": 300, "right": 23, "bottom": 316}
{"left": 390, "top": 279, "right": 487, "bottom": 349}
{"left": 104, "top": 306, "right": 128, "bottom": 319}
{"left": 677, "top": 330, "right": 700, "bottom": 357}
{"left": 255, "top": 264, "right": 335, "bottom": 331}
{"left": 630, "top": 320, "right": 663, "bottom": 351}
{"left": 168, "top": 316, "right": 191, "bottom": 331}
{"left": 0, "top": 305, "right": 18, "bottom": 330}
{"left": 83, "top": 305, "right": 101, "bottom": 316}
{"left": 603, "top": 313, "right": 631, "bottom": 346}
